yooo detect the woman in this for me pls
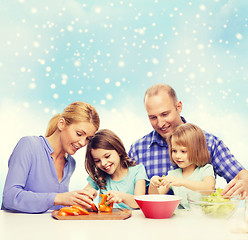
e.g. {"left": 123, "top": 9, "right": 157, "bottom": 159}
{"left": 1, "top": 101, "right": 100, "bottom": 213}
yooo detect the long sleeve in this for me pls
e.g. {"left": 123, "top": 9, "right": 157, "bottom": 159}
{"left": 2, "top": 136, "right": 75, "bottom": 213}
{"left": 205, "top": 132, "right": 243, "bottom": 182}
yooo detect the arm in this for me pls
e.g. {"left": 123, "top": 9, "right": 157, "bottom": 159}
{"left": 2, "top": 137, "right": 94, "bottom": 213}
{"left": 2, "top": 138, "right": 56, "bottom": 213}
{"left": 222, "top": 169, "right": 248, "bottom": 199}
{"left": 206, "top": 133, "right": 244, "bottom": 184}
{"left": 106, "top": 179, "right": 146, "bottom": 209}
{"left": 164, "top": 175, "right": 215, "bottom": 193}
{"left": 206, "top": 133, "right": 247, "bottom": 199}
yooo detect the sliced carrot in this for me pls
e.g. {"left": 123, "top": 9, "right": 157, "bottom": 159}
{"left": 87, "top": 197, "right": 98, "bottom": 212}
{"left": 71, "top": 205, "right": 90, "bottom": 215}
{"left": 58, "top": 207, "right": 80, "bottom": 216}
{"left": 91, "top": 202, "right": 98, "bottom": 212}
{"left": 58, "top": 210, "right": 68, "bottom": 216}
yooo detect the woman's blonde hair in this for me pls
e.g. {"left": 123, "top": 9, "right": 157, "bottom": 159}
{"left": 167, "top": 123, "right": 210, "bottom": 167}
{"left": 85, "top": 129, "right": 136, "bottom": 189}
{"left": 45, "top": 102, "right": 100, "bottom": 137}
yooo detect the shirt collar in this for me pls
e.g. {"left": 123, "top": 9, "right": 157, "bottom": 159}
{"left": 40, "top": 135, "right": 54, "bottom": 154}
{"left": 40, "top": 136, "right": 71, "bottom": 161}
{"left": 150, "top": 130, "right": 168, "bottom": 147}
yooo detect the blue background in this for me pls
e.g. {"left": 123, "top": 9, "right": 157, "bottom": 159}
{"left": 1, "top": 0, "right": 248, "bottom": 207}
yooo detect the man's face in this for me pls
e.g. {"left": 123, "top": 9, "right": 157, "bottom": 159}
{"left": 145, "top": 92, "right": 183, "bottom": 140}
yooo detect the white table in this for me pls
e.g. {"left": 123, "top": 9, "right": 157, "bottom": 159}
{"left": 0, "top": 208, "right": 247, "bottom": 240}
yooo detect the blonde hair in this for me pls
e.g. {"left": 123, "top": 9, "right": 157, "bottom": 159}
{"left": 85, "top": 129, "right": 136, "bottom": 189}
{"left": 167, "top": 123, "right": 210, "bottom": 167}
{"left": 45, "top": 102, "right": 100, "bottom": 137}
{"left": 144, "top": 84, "right": 178, "bottom": 107}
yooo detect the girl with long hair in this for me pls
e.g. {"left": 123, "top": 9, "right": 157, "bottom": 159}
{"left": 84, "top": 129, "right": 149, "bottom": 209}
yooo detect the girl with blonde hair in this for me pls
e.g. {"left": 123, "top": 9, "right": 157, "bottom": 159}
{"left": 2, "top": 102, "right": 100, "bottom": 213}
{"left": 149, "top": 123, "right": 215, "bottom": 209}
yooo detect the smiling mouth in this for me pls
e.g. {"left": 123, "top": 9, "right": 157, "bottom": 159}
{"left": 160, "top": 126, "right": 170, "bottom": 132}
{"left": 72, "top": 144, "right": 80, "bottom": 150}
{"left": 176, "top": 161, "right": 184, "bottom": 164}
{"left": 103, "top": 164, "right": 112, "bottom": 172}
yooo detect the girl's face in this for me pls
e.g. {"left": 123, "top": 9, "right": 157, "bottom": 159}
{"left": 60, "top": 120, "right": 97, "bottom": 155}
{"left": 171, "top": 138, "right": 195, "bottom": 170}
{"left": 91, "top": 148, "right": 121, "bottom": 176}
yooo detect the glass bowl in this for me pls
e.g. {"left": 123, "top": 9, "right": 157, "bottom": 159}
{"left": 187, "top": 189, "right": 241, "bottom": 219}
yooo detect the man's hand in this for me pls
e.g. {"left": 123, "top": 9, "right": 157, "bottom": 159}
{"left": 222, "top": 169, "right": 248, "bottom": 200}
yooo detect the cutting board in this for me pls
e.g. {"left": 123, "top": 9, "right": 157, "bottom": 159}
{"left": 52, "top": 208, "right": 132, "bottom": 220}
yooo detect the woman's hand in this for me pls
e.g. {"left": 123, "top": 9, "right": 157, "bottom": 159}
{"left": 54, "top": 188, "right": 97, "bottom": 209}
{"left": 83, "top": 186, "right": 98, "bottom": 199}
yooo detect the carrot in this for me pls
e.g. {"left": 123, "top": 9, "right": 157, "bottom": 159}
{"left": 71, "top": 205, "right": 90, "bottom": 215}
{"left": 58, "top": 207, "right": 80, "bottom": 216}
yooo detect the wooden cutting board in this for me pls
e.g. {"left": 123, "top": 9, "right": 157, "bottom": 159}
{"left": 52, "top": 208, "right": 132, "bottom": 220}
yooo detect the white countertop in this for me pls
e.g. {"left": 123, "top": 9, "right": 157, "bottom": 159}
{"left": 0, "top": 208, "right": 247, "bottom": 240}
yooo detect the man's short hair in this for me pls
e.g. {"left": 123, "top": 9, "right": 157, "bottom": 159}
{"left": 144, "top": 83, "right": 178, "bottom": 107}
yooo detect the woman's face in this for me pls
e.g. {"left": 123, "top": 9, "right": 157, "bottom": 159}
{"left": 91, "top": 148, "right": 121, "bottom": 176}
{"left": 60, "top": 120, "right": 97, "bottom": 155}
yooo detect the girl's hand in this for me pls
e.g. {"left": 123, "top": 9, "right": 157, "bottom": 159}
{"left": 105, "top": 190, "right": 123, "bottom": 205}
{"left": 150, "top": 176, "right": 163, "bottom": 188}
{"left": 164, "top": 176, "right": 182, "bottom": 187}
{"left": 149, "top": 175, "right": 170, "bottom": 194}
{"left": 54, "top": 189, "right": 97, "bottom": 209}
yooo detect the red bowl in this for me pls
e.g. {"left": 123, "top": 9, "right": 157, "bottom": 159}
{"left": 135, "top": 194, "right": 182, "bottom": 219}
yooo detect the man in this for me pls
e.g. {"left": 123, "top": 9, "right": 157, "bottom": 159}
{"left": 128, "top": 83, "right": 248, "bottom": 199}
